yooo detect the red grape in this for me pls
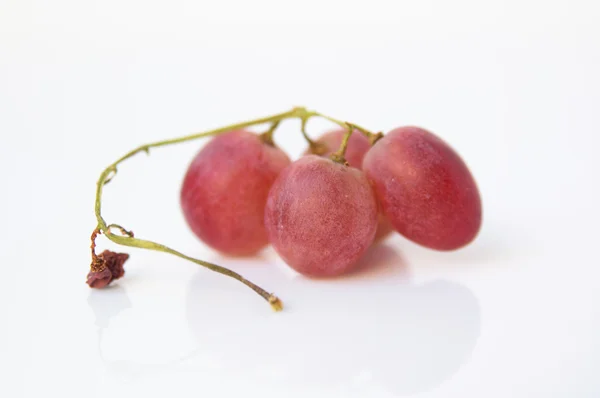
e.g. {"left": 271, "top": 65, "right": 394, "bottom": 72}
{"left": 305, "top": 128, "right": 393, "bottom": 241}
{"left": 363, "top": 127, "right": 482, "bottom": 250}
{"left": 264, "top": 155, "right": 378, "bottom": 276}
{"left": 181, "top": 130, "right": 291, "bottom": 256}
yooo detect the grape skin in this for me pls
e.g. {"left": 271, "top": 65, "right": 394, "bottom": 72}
{"left": 264, "top": 155, "right": 378, "bottom": 276}
{"left": 180, "top": 130, "right": 291, "bottom": 256}
{"left": 363, "top": 127, "right": 482, "bottom": 251}
{"left": 305, "top": 129, "right": 393, "bottom": 241}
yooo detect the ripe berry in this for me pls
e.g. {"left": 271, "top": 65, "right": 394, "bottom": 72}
{"left": 363, "top": 127, "right": 482, "bottom": 250}
{"left": 264, "top": 155, "right": 378, "bottom": 276}
{"left": 306, "top": 129, "right": 393, "bottom": 241}
{"left": 181, "top": 130, "right": 290, "bottom": 256}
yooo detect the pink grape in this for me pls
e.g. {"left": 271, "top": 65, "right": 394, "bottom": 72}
{"left": 305, "top": 128, "right": 393, "bottom": 241}
{"left": 264, "top": 155, "right": 378, "bottom": 276}
{"left": 180, "top": 130, "right": 291, "bottom": 256}
{"left": 363, "top": 126, "right": 482, "bottom": 250}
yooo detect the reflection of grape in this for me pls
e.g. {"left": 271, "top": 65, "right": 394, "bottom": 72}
{"left": 184, "top": 247, "right": 481, "bottom": 394}
{"left": 180, "top": 130, "right": 290, "bottom": 255}
{"left": 264, "top": 155, "right": 377, "bottom": 276}
{"left": 87, "top": 285, "right": 132, "bottom": 329}
{"left": 364, "top": 127, "right": 482, "bottom": 250}
{"left": 184, "top": 271, "right": 371, "bottom": 386}
{"left": 368, "top": 280, "right": 481, "bottom": 396}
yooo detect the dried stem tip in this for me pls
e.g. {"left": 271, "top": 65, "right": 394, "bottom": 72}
{"left": 87, "top": 250, "right": 130, "bottom": 289}
{"left": 268, "top": 294, "right": 283, "bottom": 311}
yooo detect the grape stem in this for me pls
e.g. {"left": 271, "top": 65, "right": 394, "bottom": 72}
{"left": 299, "top": 114, "right": 319, "bottom": 151}
{"left": 329, "top": 123, "right": 354, "bottom": 165}
{"left": 91, "top": 106, "right": 377, "bottom": 311}
{"left": 259, "top": 120, "right": 280, "bottom": 146}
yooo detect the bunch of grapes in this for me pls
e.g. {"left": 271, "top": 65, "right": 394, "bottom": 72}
{"left": 181, "top": 124, "right": 481, "bottom": 275}
{"left": 88, "top": 107, "right": 482, "bottom": 309}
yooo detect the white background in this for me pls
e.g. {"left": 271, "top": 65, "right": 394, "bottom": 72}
{"left": 1, "top": 0, "right": 599, "bottom": 397}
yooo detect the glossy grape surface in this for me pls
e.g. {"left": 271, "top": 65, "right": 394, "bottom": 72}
{"left": 363, "top": 127, "right": 482, "bottom": 250}
{"left": 265, "top": 155, "right": 378, "bottom": 276}
{"left": 305, "top": 129, "right": 393, "bottom": 241}
{"left": 181, "top": 130, "right": 291, "bottom": 255}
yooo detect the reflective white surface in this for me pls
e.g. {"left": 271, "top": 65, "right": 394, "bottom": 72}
{"left": 1, "top": 1, "right": 599, "bottom": 397}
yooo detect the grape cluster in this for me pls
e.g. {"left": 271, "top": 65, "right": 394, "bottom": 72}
{"left": 180, "top": 124, "right": 482, "bottom": 277}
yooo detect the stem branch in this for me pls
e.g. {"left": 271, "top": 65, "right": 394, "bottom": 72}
{"left": 312, "top": 112, "right": 381, "bottom": 143}
{"left": 91, "top": 106, "right": 376, "bottom": 310}
{"left": 300, "top": 115, "right": 317, "bottom": 148}
{"left": 259, "top": 120, "right": 281, "bottom": 146}
{"left": 329, "top": 124, "right": 353, "bottom": 165}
